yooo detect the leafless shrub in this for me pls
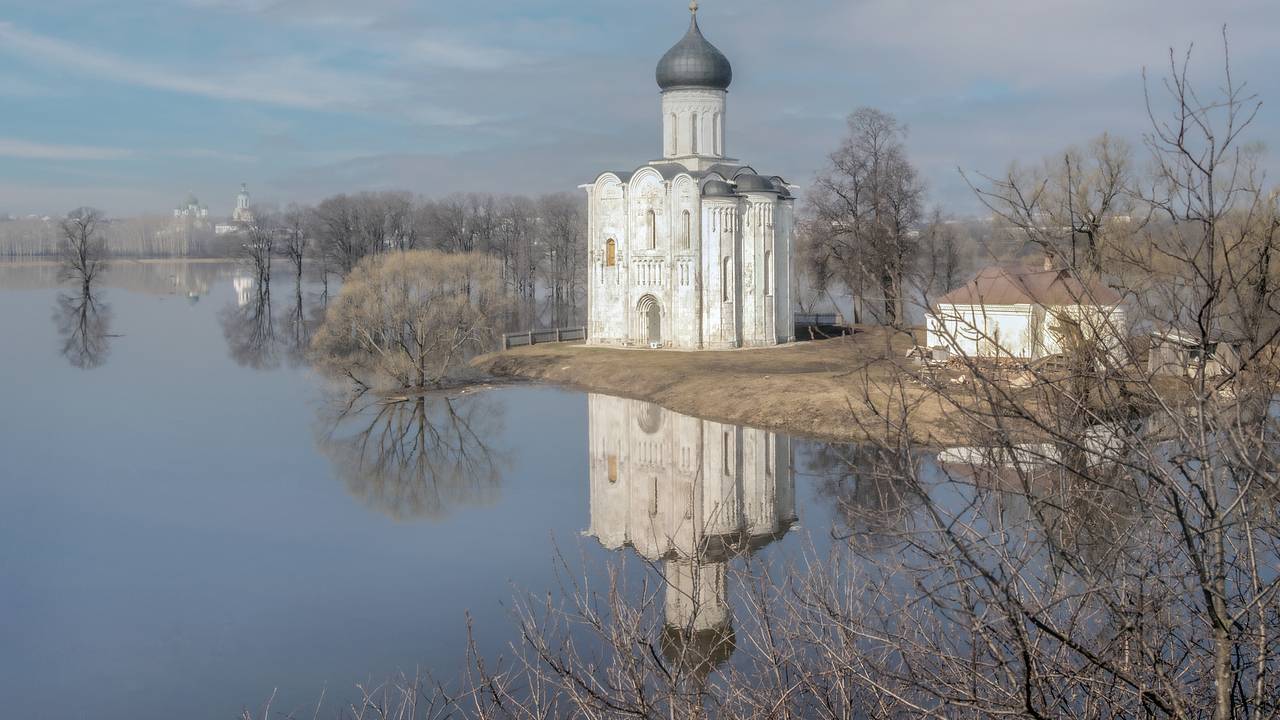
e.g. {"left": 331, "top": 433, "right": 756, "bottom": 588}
{"left": 310, "top": 250, "right": 509, "bottom": 391}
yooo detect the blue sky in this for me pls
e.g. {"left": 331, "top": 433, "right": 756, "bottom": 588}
{"left": 1, "top": 0, "right": 1277, "bottom": 217}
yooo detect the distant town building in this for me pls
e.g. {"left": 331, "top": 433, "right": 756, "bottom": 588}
{"left": 216, "top": 183, "right": 255, "bottom": 235}
{"left": 173, "top": 193, "right": 209, "bottom": 227}
{"left": 232, "top": 183, "right": 253, "bottom": 224}
{"left": 926, "top": 263, "right": 1126, "bottom": 360}
{"left": 585, "top": 2, "right": 795, "bottom": 349}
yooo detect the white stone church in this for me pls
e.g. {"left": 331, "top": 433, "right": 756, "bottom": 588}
{"left": 584, "top": 2, "right": 796, "bottom": 349}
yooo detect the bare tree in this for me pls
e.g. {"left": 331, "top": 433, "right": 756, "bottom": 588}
{"left": 238, "top": 207, "right": 277, "bottom": 296}
{"left": 538, "top": 192, "right": 586, "bottom": 325}
{"left": 280, "top": 203, "right": 310, "bottom": 288}
{"left": 58, "top": 207, "right": 108, "bottom": 294}
{"left": 919, "top": 207, "right": 963, "bottom": 296}
{"left": 808, "top": 108, "right": 924, "bottom": 326}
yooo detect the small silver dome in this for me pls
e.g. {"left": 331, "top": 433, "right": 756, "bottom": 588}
{"left": 702, "top": 179, "right": 736, "bottom": 197}
{"left": 734, "top": 174, "right": 777, "bottom": 193}
{"left": 656, "top": 13, "right": 732, "bottom": 91}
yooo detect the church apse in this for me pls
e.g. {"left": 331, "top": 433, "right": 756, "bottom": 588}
{"left": 585, "top": 393, "right": 797, "bottom": 675}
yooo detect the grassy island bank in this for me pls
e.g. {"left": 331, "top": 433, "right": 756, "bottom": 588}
{"left": 473, "top": 328, "right": 984, "bottom": 445}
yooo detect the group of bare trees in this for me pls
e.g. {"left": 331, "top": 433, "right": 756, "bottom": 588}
{"left": 799, "top": 108, "right": 976, "bottom": 326}
{"left": 282, "top": 191, "right": 586, "bottom": 325}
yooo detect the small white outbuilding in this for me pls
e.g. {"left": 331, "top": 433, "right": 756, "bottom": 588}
{"left": 926, "top": 265, "right": 1125, "bottom": 360}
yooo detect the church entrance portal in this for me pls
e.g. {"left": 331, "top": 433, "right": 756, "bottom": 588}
{"left": 638, "top": 295, "right": 662, "bottom": 347}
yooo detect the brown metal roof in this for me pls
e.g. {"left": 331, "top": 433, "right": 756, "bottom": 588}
{"left": 936, "top": 265, "right": 1122, "bottom": 307}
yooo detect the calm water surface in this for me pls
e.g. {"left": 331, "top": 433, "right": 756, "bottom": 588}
{"left": 0, "top": 261, "right": 846, "bottom": 720}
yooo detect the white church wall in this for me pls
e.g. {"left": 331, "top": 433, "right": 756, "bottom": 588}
{"left": 589, "top": 176, "right": 630, "bottom": 344}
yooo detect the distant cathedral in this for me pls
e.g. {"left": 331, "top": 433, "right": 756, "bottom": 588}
{"left": 232, "top": 183, "right": 253, "bottom": 224}
{"left": 173, "top": 193, "right": 209, "bottom": 226}
{"left": 216, "top": 183, "right": 255, "bottom": 235}
{"left": 586, "top": 394, "right": 797, "bottom": 673}
{"left": 585, "top": 2, "right": 796, "bottom": 349}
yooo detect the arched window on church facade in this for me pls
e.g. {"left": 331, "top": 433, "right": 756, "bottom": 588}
{"left": 713, "top": 112, "right": 721, "bottom": 154}
{"left": 764, "top": 250, "right": 772, "bottom": 295}
{"left": 605, "top": 238, "right": 616, "bottom": 267}
{"left": 646, "top": 210, "right": 656, "bottom": 250}
{"left": 681, "top": 210, "right": 691, "bottom": 249}
{"left": 670, "top": 113, "right": 678, "bottom": 155}
{"left": 691, "top": 113, "right": 699, "bottom": 154}
{"left": 722, "top": 257, "right": 732, "bottom": 302}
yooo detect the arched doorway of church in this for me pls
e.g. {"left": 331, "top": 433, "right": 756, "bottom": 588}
{"left": 637, "top": 295, "right": 662, "bottom": 347}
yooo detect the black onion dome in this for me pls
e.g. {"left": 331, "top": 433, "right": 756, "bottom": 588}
{"left": 656, "top": 14, "right": 733, "bottom": 91}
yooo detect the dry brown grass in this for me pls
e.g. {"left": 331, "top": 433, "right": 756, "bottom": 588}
{"left": 473, "top": 327, "right": 987, "bottom": 445}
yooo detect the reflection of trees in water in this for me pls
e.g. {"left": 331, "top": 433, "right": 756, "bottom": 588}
{"left": 220, "top": 276, "right": 325, "bottom": 370}
{"left": 277, "top": 283, "right": 321, "bottom": 367}
{"left": 318, "top": 390, "right": 505, "bottom": 521}
{"left": 802, "top": 440, "right": 918, "bottom": 547}
{"left": 219, "top": 284, "right": 277, "bottom": 370}
{"left": 53, "top": 289, "right": 115, "bottom": 369}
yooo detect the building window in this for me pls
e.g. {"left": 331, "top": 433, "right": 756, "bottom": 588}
{"left": 649, "top": 476, "right": 659, "bottom": 517}
{"left": 605, "top": 238, "right": 616, "bottom": 267}
{"left": 764, "top": 250, "right": 772, "bottom": 295}
{"left": 671, "top": 113, "right": 678, "bottom": 154}
{"left": 646, "top": 210, "right": 656, "bottom": 249}
{"left": 607, "top": 455, "right": 618, "bottom": 483}
{"left": 722, "top": 257, "right": 732, "bottom": 301}
{"left": 691, "top": 113, "right": 699, "bottom": 154}
{"left": 713, "top": 112, "right": 721, "bottom": 154}
{"left": 681, "top": 210, "right": 691, "bottom": 250}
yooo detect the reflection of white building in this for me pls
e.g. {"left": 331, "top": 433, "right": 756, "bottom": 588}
{"left": 232, "top": 274, "right": 256, "bottom": 307}
{"left": 586, "top": 394, "right": 796, "bottom": 673}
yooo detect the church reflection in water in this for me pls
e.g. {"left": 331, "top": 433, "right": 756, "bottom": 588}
{"left": 584, "top": 394, "right": 798, "bottom": 675}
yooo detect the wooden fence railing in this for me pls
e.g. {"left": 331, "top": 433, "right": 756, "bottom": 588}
{"left": 794, "top": 312, "right": 846, "bottom": 327}
{"left": 502, "top": 326, "right": 587, "bottom": 350}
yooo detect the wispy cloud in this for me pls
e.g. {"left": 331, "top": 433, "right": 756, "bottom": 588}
{"left": 0, "top": 21, "right": 411, "bottom": 114}
{"left": 0, "top": 138, "right": 132, "bottom": 160}
{"left": 407, "top": 37, "right": 531, "bottom": 71}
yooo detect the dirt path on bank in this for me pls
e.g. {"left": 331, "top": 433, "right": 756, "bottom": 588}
{"left": 473, "top": 328, "right": 980, "bottom": 445}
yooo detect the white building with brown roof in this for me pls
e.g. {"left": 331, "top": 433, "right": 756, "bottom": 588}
{"left": 926, "top": 264, "right": 1125, "bottom": 360}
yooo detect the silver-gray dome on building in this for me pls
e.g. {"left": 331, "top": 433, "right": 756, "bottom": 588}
{"left": 734, "top": 174, "right": 777, "bottom": 193}
{"left": 655, "top": 9, "right": 733, "bottom": 91}
{"left": 702, "top": 179, "right": 736, "bottom": 197}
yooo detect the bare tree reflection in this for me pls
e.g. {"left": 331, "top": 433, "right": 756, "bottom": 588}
{"left": 277, "top": 282, "right": 320, "bottom": 367}
{"left": 803, "top": 440, "right": 918, "bottom": 548}
{"left": 317, "top": 389, "right": 506, "bottom": 521}
{"left": 53, "top": 289, "right": 114, "bottom": 369}
{"left": 219, "top": 274, "right": 278, "bottom": 370}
